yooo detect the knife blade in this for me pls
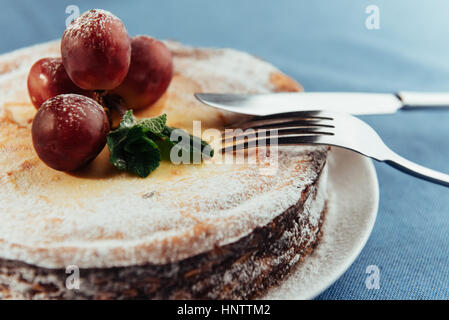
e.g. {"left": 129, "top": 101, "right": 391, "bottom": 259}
{"left": 194, "top": 92, "right": 449, "bottom": 115}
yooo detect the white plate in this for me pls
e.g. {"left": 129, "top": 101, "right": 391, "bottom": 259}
{"left": 263, "top": 147, "right": 379, "bottom": 300}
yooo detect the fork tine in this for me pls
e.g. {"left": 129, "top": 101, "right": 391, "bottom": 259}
{"left": 227, "top": 111, "right": 334, "bottom": 130}
{"left": 220, "top": 133, "right": 330, "bottom": 154}
{"left": 221, "top": 127, "right": 334, "bottom": 144}
{"left": 250, "top": 110, "right": 334, "bottom": 121}
{"left": 222, "top": 110, "right": 336, "bottom": 152}
{"left": 228, "top": 116, "right": 335, "bottom": 130}
{"left": 239, "top": 119, "right": 334, "bottom": 130}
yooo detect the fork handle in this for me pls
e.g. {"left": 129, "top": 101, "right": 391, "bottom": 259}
{"left": 385, "top": 152, "right": 449, "bottom": 187}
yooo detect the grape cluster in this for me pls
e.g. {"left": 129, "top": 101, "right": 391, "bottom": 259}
{"left": 28, "top": 9, "right": 173, "bottom": 172}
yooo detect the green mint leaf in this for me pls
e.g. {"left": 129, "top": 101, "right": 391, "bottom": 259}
{"left": 123, "top": 132, "right": 160, "bottom": 178}
{"left": 107, "top": 111, "right": 161, "bottom": 178}
{"left": 137, "top": 113, "right": 167, "bottom": 135}
{"left": 120, "top": 110, "right": 137, "bottom": 128}
{"left": 107, "top": 111, "right": 214, "bottom": 178}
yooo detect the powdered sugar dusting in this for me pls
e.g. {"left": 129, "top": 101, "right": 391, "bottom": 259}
{"left": 39, "top": 57, "right": 61, "bottom": 80}
{"left": 0, "top": 41, "right": 328, "bottom": 269}
{"left": 39, "top": 94, "right": 100, "bottom": 131}
{"left": 63, "top": 9, "right": 121, "bottom": 49}
{"left": 167, "top": 41, "right": 279, "bottom": 94}
{"left": 0, "top": 146, "right": 327, "bottom": 268}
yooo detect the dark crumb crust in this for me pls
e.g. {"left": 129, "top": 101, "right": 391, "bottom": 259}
{"left": 0, "top": 152, "right": 328, "bottom": 300}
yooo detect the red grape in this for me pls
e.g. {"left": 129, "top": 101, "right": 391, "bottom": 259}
{"left": 110, "top": 35, "right": 173, "bottom": 109}
{"left": 27, "top": 57, "right": 92, "bottom": 109}
{"left": 32, "top": 94, "right": 110, "bottom": 172}
{"left": 61, "top": 9, "right": 131, "bottom": 90}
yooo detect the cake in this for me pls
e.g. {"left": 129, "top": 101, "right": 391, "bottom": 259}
{"left": 0, "top": 40, "right": 328, "bottom": 299}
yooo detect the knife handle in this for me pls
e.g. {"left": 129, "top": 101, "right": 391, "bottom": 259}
{"left": 397, "top": 91, "right": 449, "bottom": 109}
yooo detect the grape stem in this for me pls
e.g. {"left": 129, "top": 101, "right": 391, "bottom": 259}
{"left": 93, "top": 90, "right": 107, "bottom": 106}
{"left": 103, "top": 94, "right": 127, "bottom": 118}
{"left": 93, "top": 91, "right": 127, "bottom": 129}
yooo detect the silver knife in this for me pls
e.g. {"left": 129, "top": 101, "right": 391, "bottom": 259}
{"left": 195, "top": 92, "right": 449, "bottom": 115}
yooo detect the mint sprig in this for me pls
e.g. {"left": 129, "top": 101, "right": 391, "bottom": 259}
{"left": 106, "top": 111, "right": 214, "bottom": 178}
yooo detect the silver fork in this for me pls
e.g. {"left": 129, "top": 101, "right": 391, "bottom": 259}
{"left": 221, "top": 110, "right": 449, "bottom": 187}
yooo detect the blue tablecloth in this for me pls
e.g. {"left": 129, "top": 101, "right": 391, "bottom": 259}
{"left": 1, "top": 0, "right": 447, "bottom": 299}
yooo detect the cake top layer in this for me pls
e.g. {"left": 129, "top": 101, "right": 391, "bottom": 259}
{"left": 0, "top": 40, "right": 327, "bottom": 268}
